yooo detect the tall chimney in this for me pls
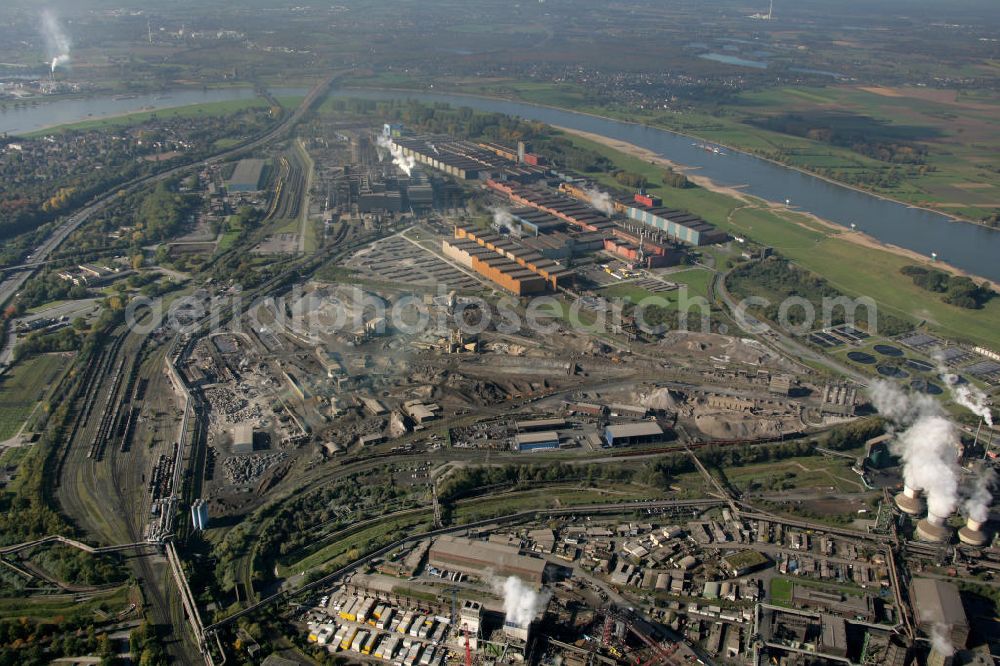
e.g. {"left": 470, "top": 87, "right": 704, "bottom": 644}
{"left": 916, "top": 511, "right": 953, "bottom": 543}
{"left": 958, "top": 516, "right": 989, "bottom": 546}
{"left": 894, "top": 485, "right": 925, "bottom": 515}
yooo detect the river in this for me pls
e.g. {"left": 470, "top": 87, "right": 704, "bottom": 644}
{"left": 0, "top": 87, "right": 307, "bottom": 135}
{"left": 2, "top": 85, "right": 997, "bottom": 281}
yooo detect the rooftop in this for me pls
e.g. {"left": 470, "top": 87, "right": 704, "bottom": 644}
{"left": 516, "top": 418, "right": 566, "bottom": 431}
{"left": 912, "top": 578, "right": 968, "bottom": 628}
{"left": 516, "top": 431, "right": 561, "bottom": 445}
{"left": 605, "top": 422, "right": 663, "bottom": 438}
{"left": 429, "top": 535, "right": 546, "bottom": 580}
{"left": 228, "top": 158, "right": 266, "bottom": 191}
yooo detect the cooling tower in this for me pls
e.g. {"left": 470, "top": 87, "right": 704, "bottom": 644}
{"left": 916, "top": 511, "right": 953, "bottom": 543}
{"left": 895, "top": 485, "right": 925, "bottom": 515}
{"left": 958, "top": 517, "right": 988, "bottom": 547}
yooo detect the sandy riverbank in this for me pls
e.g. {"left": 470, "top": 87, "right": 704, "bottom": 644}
{"left": 558, "top": 126, "right": 996, "bottom": 289}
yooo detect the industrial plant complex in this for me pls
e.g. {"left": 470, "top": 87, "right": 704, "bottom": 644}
{"left": 2, "top": 82, "right": 997, "bottom": 666}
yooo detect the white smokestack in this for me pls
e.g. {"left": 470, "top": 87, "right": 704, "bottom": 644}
{"left": 41, "top": 10, "right": 71, "bottom": 73}
{"left": 935, "top": 354, "right": 994, "bottom": 427}
{"left": 492, "top": 576, "right": 550, "bottom": 628}
{"left": 51, "top": 54, "right": 70, "bottom": 72}
{"left": 870, "top": 381, "right": 962, "bottom": 519}
{"left": 584, "top": 187, "right": 614, "bottom": 216}
{"left": 376, "top": 134, "right": 415, "bottom": 177}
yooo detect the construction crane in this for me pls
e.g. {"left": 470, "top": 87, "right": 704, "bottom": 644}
{"left": 464, "top": 624, "right": 473, "bottom": 666}
{"left": 601, "top": 608, "right": 681, "bottom": 666}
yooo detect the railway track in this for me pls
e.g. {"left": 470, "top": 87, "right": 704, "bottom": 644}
{"left": 44, "top": 74, "right": 345, "bottom": 666}
{"left": 53, "top": 332, "right": 126, "bottom": 481}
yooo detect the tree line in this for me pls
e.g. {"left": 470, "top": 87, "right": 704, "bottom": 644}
{"left": 900, "top": 265, "right": 994, "bottom": 309}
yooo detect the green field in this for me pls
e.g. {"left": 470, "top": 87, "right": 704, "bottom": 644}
{"left": 769, "top": 577, "right": 794, "bottom": 605}
{"left": 0, "top": 354, "right": 69, "bottom": 441}
{"left": 671, "top": 268, "right": 713, "bottom": 298}
{"left": 601, "top": 268, "right": 711, "bottom": 304}
{"left": 722, "top": 456, "right": 866, "bottom": 495}
{"left": 216, "top": 214, "right": 244, "bottom": 253}
{"left": 217, "top": 230, "right": 240, "bottom": 252}
{"left": 276, "top": 513, "right": 433, "bottom": 577}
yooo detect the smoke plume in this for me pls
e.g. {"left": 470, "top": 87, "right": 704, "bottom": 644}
{"left": 934, "top": 353, "right": 994, "bottom": 427}
{"left": 870, "top": 380, "right": 962, "bottom": 517}
{"left": 870, "top": 379, "right": 920, "bottom": 423}
{"left": 41, "top": 9, "right": 71, "bottom": 72}
{"left": 489, "top": 206, "right": 514, "bottom": 232}
{"left": 492, "top": 576, "right": 550, "bottom": 627}
{"left": 376, "top": 135, "right": 415, "bottom": 176}
{"left": 963, "top": 466, "right": 996, "bottom": 523}
{"left": 930, "top": 623, "right": 955, "bottom": 657}
{"left": 584, "top": 187, "right": 614, "bottom": 216}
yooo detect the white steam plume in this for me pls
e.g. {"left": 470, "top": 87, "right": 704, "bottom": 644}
{"left": 963, "top": 466, "right": 996, "bottom": 523}
{"left": 489, "top": 206, "right": 514, "bottom": 232}
{"left": 584, "top": 187, "right": 614, "bottom": 216}
{"left": 935, "top": 354, "right": 995, "bottom": 427}
{"left": 41, "top": 10, "right": 71, "bottom": 72}
{"left": 492, "top": 576, "right": 550, "bottom": 627}
{"left": 930, "top": 623, "right": 954, "bottom": 657}
{"left": 870, "top": 380, "right": 962, "bottom": 517}
{"left": 896, "top": 413, "right": 961, "bottom": 517}
{"left": 376, "top": 135, "right": 415, "bottom": 176}
{"left": 934, "top": 352, "right": 994, "bottom": 427}
{"left": 870, "top": 380, "right": 917, "bottom": 423}
{"left": 51, "top": 54, "right": 71, "bottom": 72}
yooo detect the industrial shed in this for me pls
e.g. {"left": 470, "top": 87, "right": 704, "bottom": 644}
{"left": 515, "top": 431, "right": 560, "bottom": 452}
{"left": 226, "top": 158, "right": 267, "bottom": 193}
{"left": 911, "top": 578, "right": 969, "bottom": 649}
{"left": 428, "top": 535, "right": 546, "bottom": 584}
{"left": 603, "top": 422, "right": 663, "bottom": 447}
